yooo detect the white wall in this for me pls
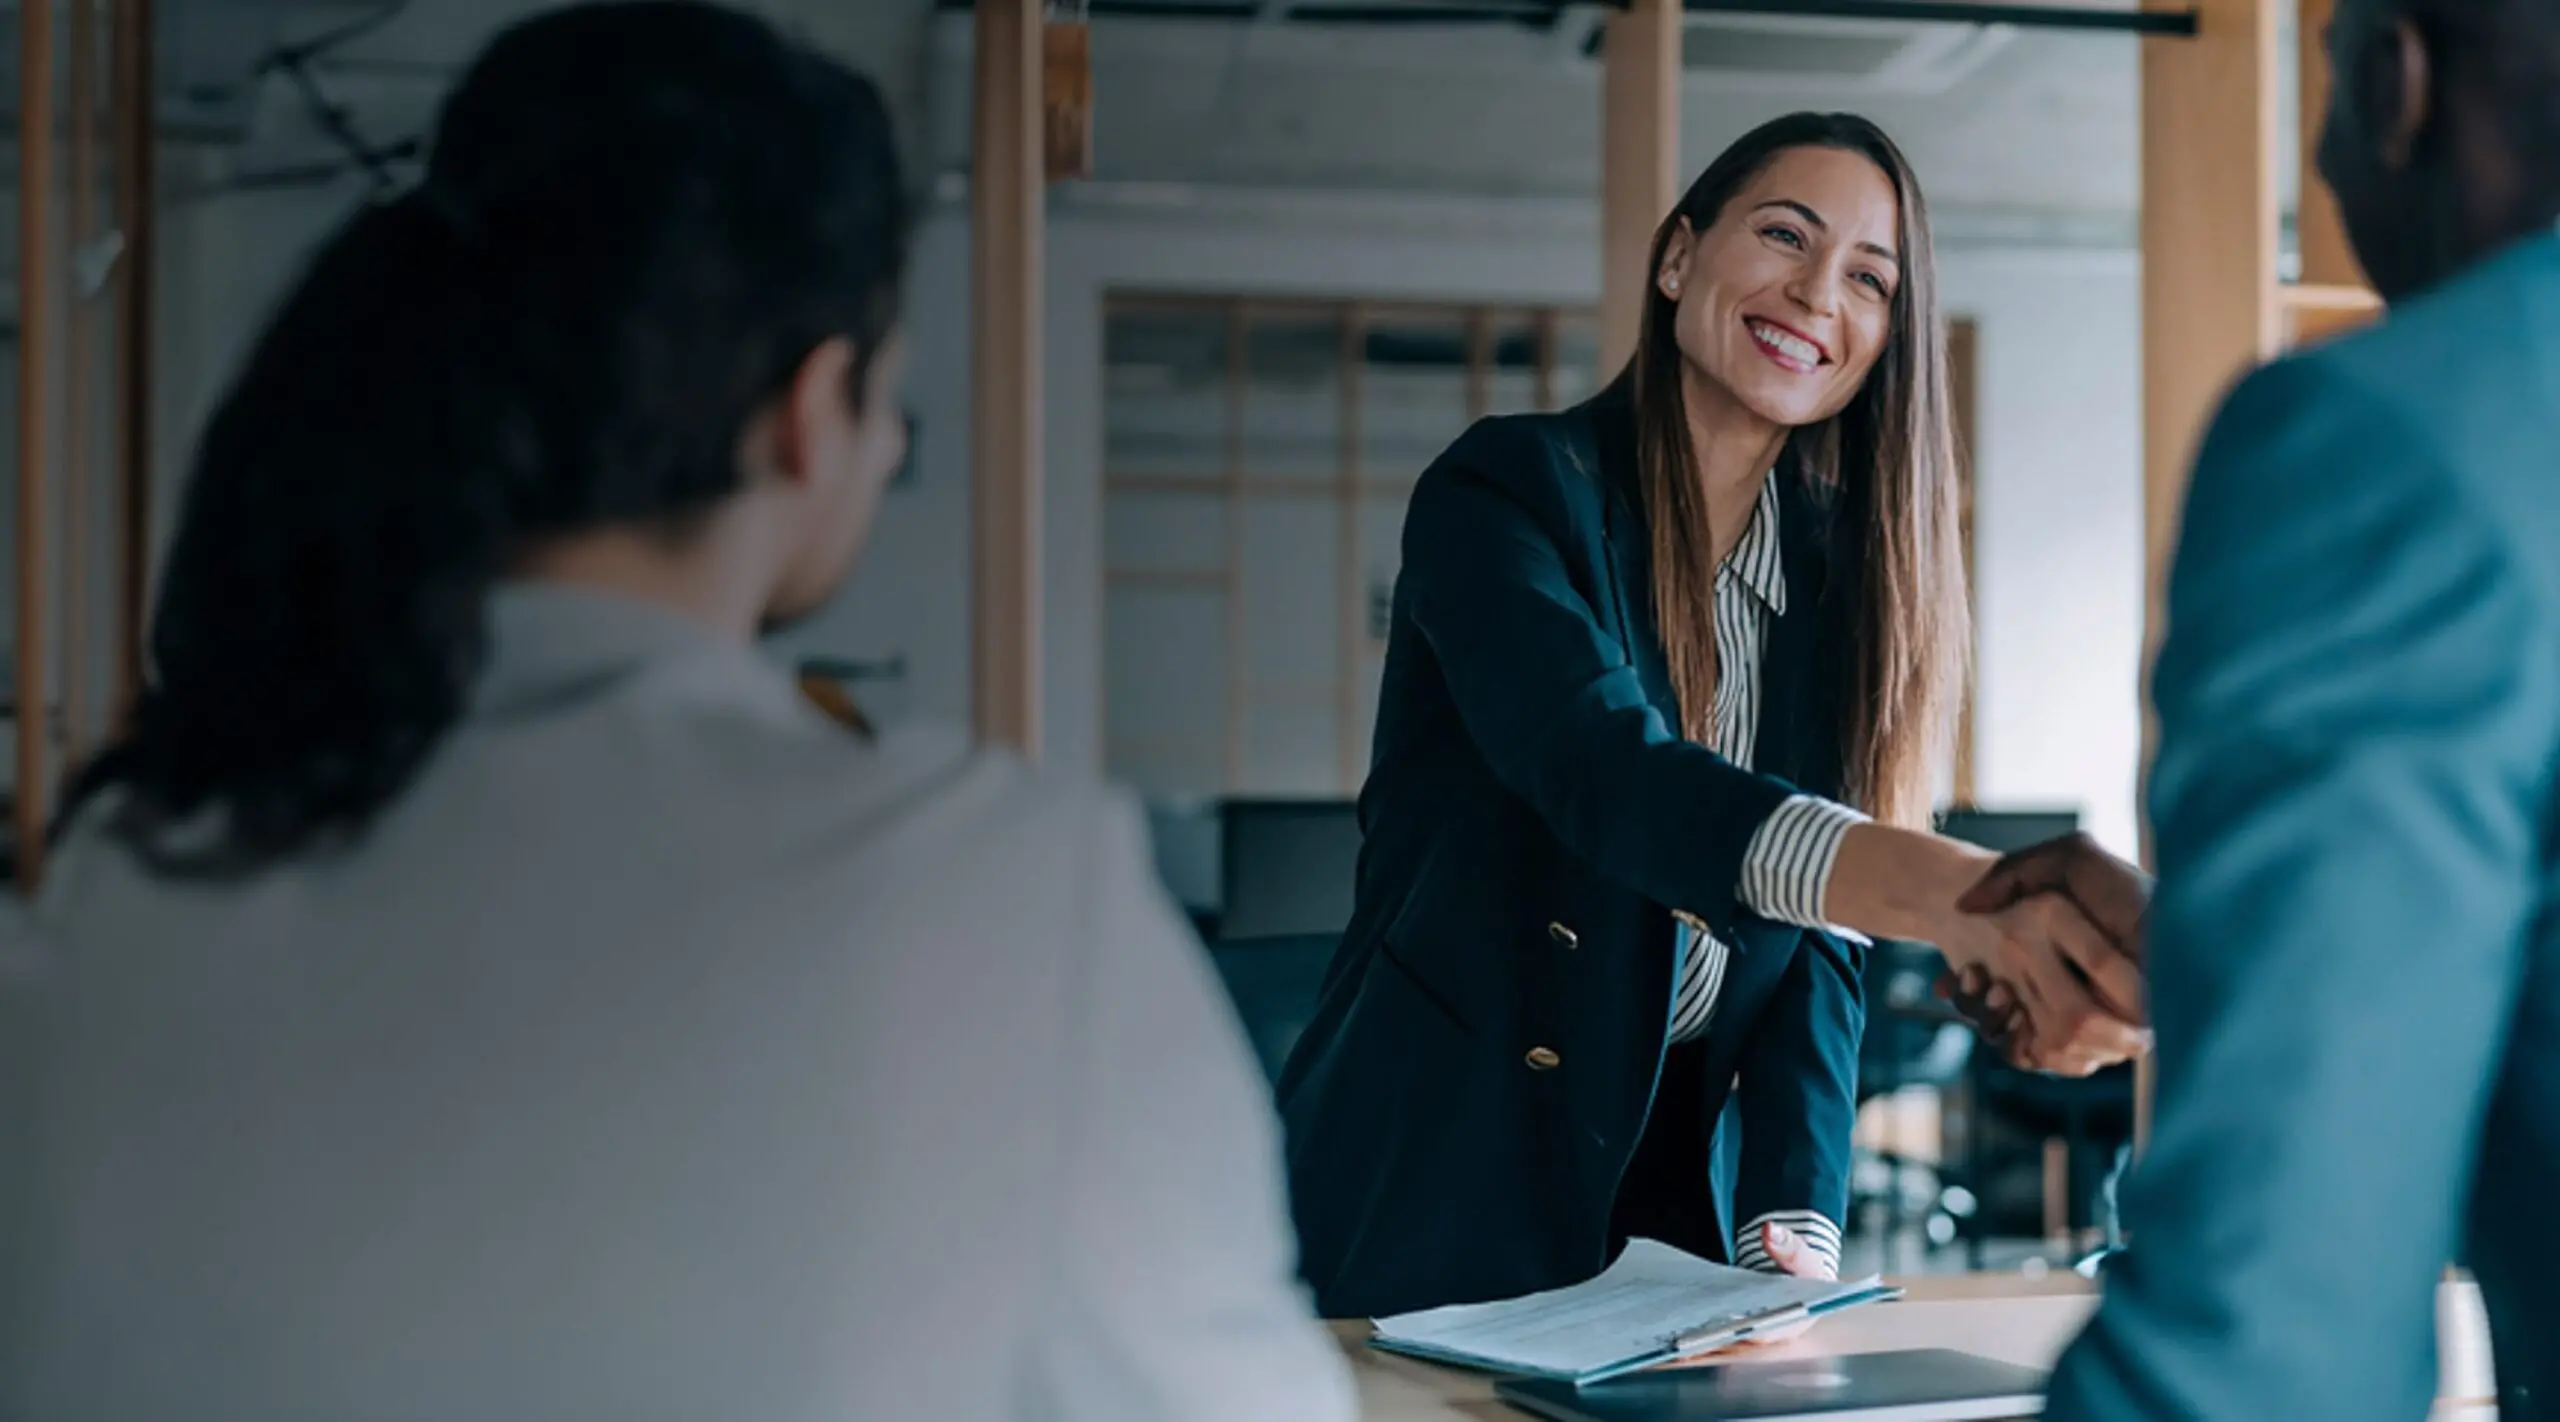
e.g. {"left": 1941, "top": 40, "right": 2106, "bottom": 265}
{"left": 1935, "top": 248, "right": 2144, "bottom": 857}
{"left": 785, "top": 198, "right": 2146, "bottom": 857}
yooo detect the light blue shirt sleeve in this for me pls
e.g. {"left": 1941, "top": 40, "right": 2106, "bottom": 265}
{"left": 2043, "top": 356, "right": 2557, "bottom": 1420}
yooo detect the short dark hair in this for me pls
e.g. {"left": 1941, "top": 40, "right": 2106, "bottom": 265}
{"left": 64, "top": 0, "right": 910, "bottom": 871}
{"left": 2375, "top": 0, "right": 2560, "bottom": 157}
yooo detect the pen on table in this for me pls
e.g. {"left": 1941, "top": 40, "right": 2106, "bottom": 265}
{"left": 1666, "top": 1304, "right": 1811, "bottom": 1357}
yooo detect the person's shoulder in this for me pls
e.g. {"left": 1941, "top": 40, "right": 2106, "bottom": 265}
{"left": 776, "top": 717, "right": 1133, "bottom": 837}
{"left": 1440, "top": 403, "right": 1590, "bottom": 463}
{"left": 2202, "top": 241, "right": 2560, "bottom": 598}
{"left": 1412, "top": 402, "right": 1617, "bottom": 533}
{"left": 2375, "top": 228, "right": 2560, "bottom": 357}
{"left": 2205, "top": 323, "right": 2430, "bottom": 481}
{"left": 1442, "top": 403, "right": 1606, "bottom": 481}
{"left": 747, "top": 718, "right": 1157, "bottom": 913}
{"left": 2276, "top": 235, "right": 2560, "bottom": 462}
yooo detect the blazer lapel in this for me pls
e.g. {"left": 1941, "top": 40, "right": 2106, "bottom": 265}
{"left": 1582, "top": 390, "right": 1846, "bottom": 802}
{"left": 1587, "top": 388, "right": 1679, "bottom": 714}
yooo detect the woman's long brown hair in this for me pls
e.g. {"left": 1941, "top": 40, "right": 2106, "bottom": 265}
{"left": 1618, "top": 111, "right": 1967, "bottom": 829}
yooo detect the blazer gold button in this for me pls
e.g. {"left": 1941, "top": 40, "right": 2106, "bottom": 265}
{"left": 1525, "top": 1046, "right": 1563, "bottom": 1071}
{"left": 1547, "top": 922, "right": 1579, "bottom": 949}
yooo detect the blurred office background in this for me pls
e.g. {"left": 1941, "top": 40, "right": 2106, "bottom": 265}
{"left": 5, "top": 0, "right": 2355, "bottom": 1276}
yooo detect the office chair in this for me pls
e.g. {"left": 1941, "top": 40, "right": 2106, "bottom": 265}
{"left": 1207, "top": 932, "right": 1337, "bottom": 1087}
{"left": 1972, "top": 1059, "right": 2136, "bottom": 1257}
{"left": 1854, "top": 938, "right": 1980, "bottom": 1266}
{"left": 1932, "top": 806, "right": 2102, "bottom": 1266}
{"left": 1217, "top": 798, "right": 1362, "bottom": 942}
{"left": 1144, "top": 798, "right": 1225, "bottom": 938}
{"left": 1933, "top": 808, "right": 2082, "bottom": 858}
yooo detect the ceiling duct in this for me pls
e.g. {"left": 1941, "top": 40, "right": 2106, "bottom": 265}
{"left": 932, "top": 0, "right": 2191, "bottom": 36}
{"left": 1647, "top": 10, "right": 2018, "bottom": 96}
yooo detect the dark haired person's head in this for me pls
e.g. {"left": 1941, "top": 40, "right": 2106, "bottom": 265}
{"left": 67, "top": 0, "right": 909, "bottom": 869}
{"left": 2319, "top": 0, "right": 2560, "bottom": 300}
{"left": 1615, "top": 112, "right": 1963, "bottom": 830}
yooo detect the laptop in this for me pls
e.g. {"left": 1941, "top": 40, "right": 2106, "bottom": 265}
{"left": 1496, "top": 1348, "right": 2048, "bottom": 1422}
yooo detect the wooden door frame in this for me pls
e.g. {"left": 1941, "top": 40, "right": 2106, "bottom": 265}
{"left": 1950, "top": 316, "right": 1981, "bottom": 808}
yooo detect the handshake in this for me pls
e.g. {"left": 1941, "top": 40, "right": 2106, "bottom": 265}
{"left": 1932, "top": 833, "right": 2152, "bottom": 1078}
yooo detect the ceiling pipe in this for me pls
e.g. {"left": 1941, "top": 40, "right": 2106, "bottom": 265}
{"left": 932, "top": 0, "right": 2196, "bottom": 36}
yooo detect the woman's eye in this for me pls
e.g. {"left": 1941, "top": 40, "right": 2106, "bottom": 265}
{"left": 1760, "top": 225, "right": 1805, "bottom": 248}
{"left": 1857, "top": 271, "right": 1891, "bottom": 295}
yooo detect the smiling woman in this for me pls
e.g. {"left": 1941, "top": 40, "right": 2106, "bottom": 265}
{"left": 1628, "top": 119, "right": 1950, "bottom": 829}
{"left": 1274, "top": 112, "right": 2152, "bottom": 1322}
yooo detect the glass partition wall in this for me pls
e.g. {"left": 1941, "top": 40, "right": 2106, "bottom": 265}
{"left": 1101, "top": 295, "right": 1600, "bottom": 801}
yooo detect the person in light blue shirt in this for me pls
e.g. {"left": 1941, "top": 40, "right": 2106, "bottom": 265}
{"left": 1965, "top": 0, "right": 2560, "bottom": 1414}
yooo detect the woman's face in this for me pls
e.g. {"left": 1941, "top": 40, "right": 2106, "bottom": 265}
{"left": 1657, "top": 145, "right": 1903, "bottom": 431}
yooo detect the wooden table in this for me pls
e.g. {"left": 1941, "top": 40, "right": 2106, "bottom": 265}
{"left": 1338, "top": 1273, "right": 2499, "bottom": 1420}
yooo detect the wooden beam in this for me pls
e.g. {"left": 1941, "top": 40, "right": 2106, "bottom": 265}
{"left": 19, "top": 0, "right": 58, "bottom": 891}
{"left": 65, "top": 0, "right": 100, "bottom": 770}
{"left": 1600, "top": 0, "right": 1680, "bottom": 374}
{"left": 971, "top": 0, "right": 1044, "bottom": 758}
{"left": 2280, "top": 283, "right": 2381, "bottom": 346}
{"left": 2136, "top": 0, "right": 2282, "bottom": 1150}
{"left": 1042, "top": 12, "right": 1093, "bottom": 181}
{"left": 1948, "top": 317, "right": 1979, "bottom": 807}
{"left": 2140, "top": 0, "right": 2279, "bottom": 853}
{"left": 112, "top": 0, "right": 155, "bottom": 725}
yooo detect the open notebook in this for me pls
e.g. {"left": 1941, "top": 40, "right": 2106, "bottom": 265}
{"left": 1369, "top": 1239, "right": 1902, "bottom": 1386}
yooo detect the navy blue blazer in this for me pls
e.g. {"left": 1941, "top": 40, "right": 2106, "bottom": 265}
{"left": 1275, "top": 387, "right": 1867, "bottom": 1320}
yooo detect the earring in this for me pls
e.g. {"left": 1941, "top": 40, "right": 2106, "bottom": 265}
{"left": 1666, "top": 278, "right": 1681, "bottom": 294}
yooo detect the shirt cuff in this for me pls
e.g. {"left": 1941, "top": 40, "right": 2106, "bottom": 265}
{"left": 1737, "top": 795, "right": 1870, "bottom": 940}
{"left": 1734, "top": 1210, "right": 1843, "bottom": 1279}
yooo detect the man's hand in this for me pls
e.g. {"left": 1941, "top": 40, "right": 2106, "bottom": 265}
{"left": 1822, "top": 822, "right": 2149, "bottom": 1074}
{"left": 1936, "top": 961, "right": 2024, "bottom": 1053}
{"left": 1945, "top": 892, "right": 2150, "bottom": 1076}
{"left": 1957, "top": 830, "right": 2152, "bottom": 971}
{"left": 1942, "top": 832, "right": 2154, "bottom": 1075}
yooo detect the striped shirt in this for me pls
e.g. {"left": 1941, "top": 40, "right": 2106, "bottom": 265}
{"left": 1665, "top": 472, "right": 1869, "bottom": 1280}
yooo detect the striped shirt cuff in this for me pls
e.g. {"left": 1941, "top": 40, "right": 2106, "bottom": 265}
{"left": 1737, "top": 795, "right": 1870, "bottom": 942}
{"left": 1734, "top": 1210, "right": 1843, "bottom": 1279}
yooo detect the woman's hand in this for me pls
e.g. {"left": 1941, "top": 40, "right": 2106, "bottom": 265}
{"left": 1932, "top": 892, "right": 2149, "bottom": 1077}
{"left": 1758, "top": 1219, "right": 1835, "bottom": 1281}
{"left": 1710, "top": 1222, "right": 1829, "bottom": 1353}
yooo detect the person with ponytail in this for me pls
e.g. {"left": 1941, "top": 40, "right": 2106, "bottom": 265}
{"left": 3, "top": 6, "right": 1352, "bottom": 1419}
{"left": 1278, "top": 113, "right": 2150, "bottom": 1319}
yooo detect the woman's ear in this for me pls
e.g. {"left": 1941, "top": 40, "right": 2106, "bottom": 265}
{"left": 1656, "top": 217, "right": 1697, "bottom": 301}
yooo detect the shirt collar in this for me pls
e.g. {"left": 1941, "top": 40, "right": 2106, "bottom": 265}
{"left": 472, "top": 581, "right": 795, "bottom": 720}
{"left": 1720, "top": 473, "right": 1788, "bottom": 617}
